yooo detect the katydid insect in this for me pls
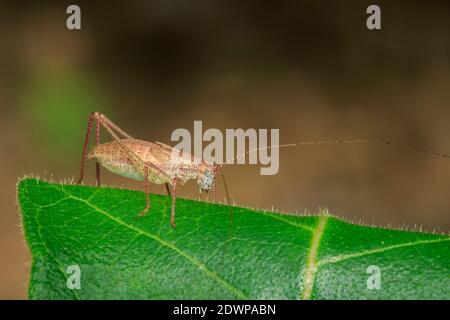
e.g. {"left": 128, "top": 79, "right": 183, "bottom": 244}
{"left": 78, "top": 112, "right": 450, "bottom": 228}
{"left": 77, "top": 112, "right": 232, "bottom": 228}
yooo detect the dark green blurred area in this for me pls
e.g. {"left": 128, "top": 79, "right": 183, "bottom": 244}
{"left": 21, "top": 69, "right": 108, "bottom": 155}
{"left": 0, "top": 1, "right": 449, "bottom": 298}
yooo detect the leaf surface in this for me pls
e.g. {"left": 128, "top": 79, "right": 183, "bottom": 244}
{"left": 18, "top": 178, "right": 450, "bottom": 299}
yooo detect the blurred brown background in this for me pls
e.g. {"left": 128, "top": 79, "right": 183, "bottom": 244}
{"left": 1, "top": 1, "right": 450, "bottom": 299}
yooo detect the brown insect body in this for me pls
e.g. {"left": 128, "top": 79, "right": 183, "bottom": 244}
{"left": 87, "top": 138, "right": 211, "bottom": 186}
{"left": 77, "top": 112, "right": 228, "bottom": 228}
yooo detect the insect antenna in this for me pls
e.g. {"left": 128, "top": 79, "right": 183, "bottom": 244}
{"left": 227, "top": 139, "right": 450, "bottom": 163}
{"left": 294, "top": 139, "right": 450, "bottom": 159}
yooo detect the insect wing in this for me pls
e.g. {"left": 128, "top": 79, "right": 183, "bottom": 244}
{"left": 150, "top": 142, "right": 199, "bottom": 184}
{"left": 156, "top": 141, "right": 204, "bottom": 164}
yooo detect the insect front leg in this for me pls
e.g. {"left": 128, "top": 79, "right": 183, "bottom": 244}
{"left": 212, "top": 165, "right": 220, "bottom": 202}
{"left": 170, "top": 178, "right": 177, "bottom": 228}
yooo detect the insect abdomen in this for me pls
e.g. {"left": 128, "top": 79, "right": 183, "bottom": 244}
{"left": 97, "top": 157, "right": 144, "bottom": 181}
{"left": 87, "top": 139, "right": 171, "bottom": 184}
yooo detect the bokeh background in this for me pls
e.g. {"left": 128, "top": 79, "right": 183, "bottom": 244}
{"left": 1, "top": 0, "right": 450, "bottom": 299}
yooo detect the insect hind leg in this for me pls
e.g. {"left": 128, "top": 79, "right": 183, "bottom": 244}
{"left": 78, "top": 113, "right": 102, "bottom": 185}
{"left": 78, "top": 112, "right": 134, "bottom": 185}
{"left": 95, "top": 119, "right": 101, "bottom": 186}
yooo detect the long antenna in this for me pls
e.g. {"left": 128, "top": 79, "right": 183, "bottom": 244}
{"left": 219, "top": 138, "right": 450, "bottom": 226}
{"left": 227, "top": 139, "right": 450, "bottom": 163}
{"left": 295, "top": 139, "right": 450, "bottom": 159}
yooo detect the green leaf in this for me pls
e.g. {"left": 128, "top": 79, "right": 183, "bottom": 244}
{"left": 17, "top": 178, "right": 450, "bottom": 300}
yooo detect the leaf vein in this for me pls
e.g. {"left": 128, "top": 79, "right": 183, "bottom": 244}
{"left": 34, "top": 207, "right": 81, "bottom": 300}
{"left": 318, "top": 237, "right": 450, "bottom": 266}
{"left": 52, "top": 186, "right": 249, "bottom": 299}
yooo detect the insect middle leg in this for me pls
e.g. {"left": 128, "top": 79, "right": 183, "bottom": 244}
{"left": 165, "top": 183, "right": 171, "bottom": 197}
{"left": 133, "top": 161, "right": 174, "bottom": 222}
{"left": 136, "top": 164, "right": 150, "bottom": 218}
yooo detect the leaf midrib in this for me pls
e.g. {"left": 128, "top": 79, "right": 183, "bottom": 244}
{"left": 300, "top": 215, "right": 328, "bottom": 300}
